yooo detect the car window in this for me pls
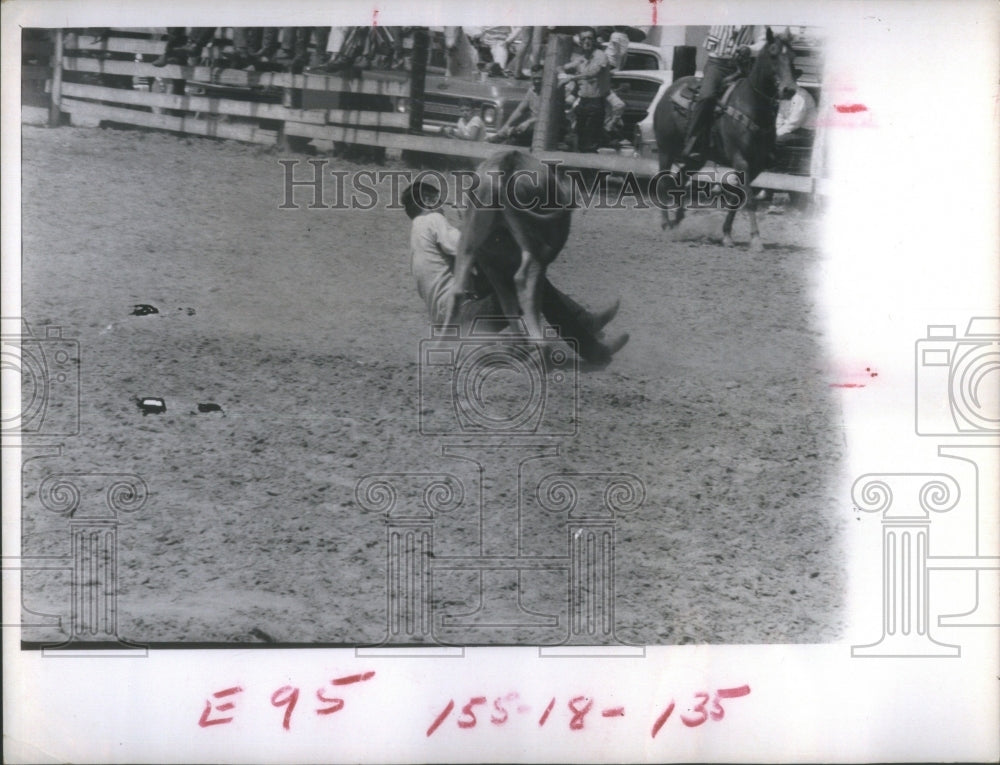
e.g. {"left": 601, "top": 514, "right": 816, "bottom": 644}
{"left": 613, "top": 77, "right": 663, "bottom": 112}
{"left": 622, "top": 51, "right": 660, "bottom": 71}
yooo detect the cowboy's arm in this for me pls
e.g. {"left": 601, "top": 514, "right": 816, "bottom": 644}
{"left": 500, "top": 98, "right": 529, "bottom": 132}
{"left": 560, "top": 55, "right": 580, "bottom": 74}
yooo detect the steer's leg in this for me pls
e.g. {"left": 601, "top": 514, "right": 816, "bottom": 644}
{"left": 514, "top": 249, "right": 546, "bottom": 339}
{"left": 480, "top": 261, "right": 524, "bottom": 334}
{"left": 443, "top": 204, "right": 498, "bottom": 331}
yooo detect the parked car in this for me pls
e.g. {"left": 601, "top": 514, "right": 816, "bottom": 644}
{"left": 618, "top": 42, "right": 670, "bottom": 71}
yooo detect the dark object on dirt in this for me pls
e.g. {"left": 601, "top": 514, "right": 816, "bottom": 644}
{"left": 131, "top": 304, "right": 159, "bottom": 315}
{"left": 249, "top": 627, "right": 276, "bottom": 643}
{"left": 196, "top": 403, "right": 224, "bottom": 414}
{"left": 137, "top": 397, "right": 166, "bottom": 415}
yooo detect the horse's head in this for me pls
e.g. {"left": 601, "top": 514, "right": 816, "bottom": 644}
{"left": 754, "top": 27, "right": 798, "bottom": 101}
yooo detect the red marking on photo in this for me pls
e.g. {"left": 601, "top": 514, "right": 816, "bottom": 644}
{"left": 830, "top": 383, "right": 866, "bottom": 388}
{"left": 426, "top": 700, "right": 454, "bottom": 737}
{"left": 372, "top": 8, "right": 379, "bottom": 27}
{"left": 834, "top": 103, "right": 868, "bottom": 113}
{"left": 198, "top": 685, "right": 244, "bottom": 727}
{"left": 538, "top": 697, "right": 556, "bottom": 726}
{"left": 716, "top": 684, "right": 751, "bottom": 699}
{"left": 651, "top": 700, "right": 675, "bottom": 738}
{"left": 271, "top": 686, "right": 299, "bottom": 731}
{"left": 315, "top": 689, "right": 345, "bottom": 715}
{"left": 332, "top": 671, "right": 375, "bottom": 685}
{"left": 602, "top": 707, "right": 625, "bottom": 717}
{"left": 649, "top": 0, "right": 663, "bottom": 25}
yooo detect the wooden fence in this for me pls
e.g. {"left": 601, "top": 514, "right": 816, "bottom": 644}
{"left": 22, "top": 29, "right": 824, "bottom": 193}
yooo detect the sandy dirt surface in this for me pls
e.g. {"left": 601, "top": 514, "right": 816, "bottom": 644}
{"left": 19, "top": 125, "right": 847, "bottom": 646}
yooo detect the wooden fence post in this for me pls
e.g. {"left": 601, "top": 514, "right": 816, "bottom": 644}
{"left": 48, "top": 30, "right": 64, "bottom": 127}
{"left": 408, "top": 27, "right": 429, "bottom": 134}
{"left": 531, "top": 33, "right": 573, "bottom": 152}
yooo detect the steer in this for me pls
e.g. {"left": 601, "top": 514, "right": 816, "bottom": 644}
{"left": 442, "top": 150, "right": 573, "bottom": 339}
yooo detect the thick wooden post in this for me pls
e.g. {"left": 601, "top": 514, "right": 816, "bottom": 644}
{"left": 531, "top": 33, "right": 573, "bottom": 152}
{"left": 408, "top": 27, "right": 429, "bottom": 134}
{"left": 48, "top": 30, "right": 64, "bottom": 127}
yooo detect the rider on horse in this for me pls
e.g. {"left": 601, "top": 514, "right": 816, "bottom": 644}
{"left": 680, "top": 25, "right": 769, "bottom": 168}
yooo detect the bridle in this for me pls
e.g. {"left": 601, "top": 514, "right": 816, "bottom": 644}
{"left": 748, "top": 39, "right": 792, "bottom": 105}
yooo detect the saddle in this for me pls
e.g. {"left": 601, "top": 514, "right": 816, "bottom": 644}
{"left": 670, "top": 76, "right": 764, "bottom": 135}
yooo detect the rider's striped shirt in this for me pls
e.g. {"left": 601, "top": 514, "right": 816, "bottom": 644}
{"left": 704, "top": 25, "right": 766, "bottom": 59}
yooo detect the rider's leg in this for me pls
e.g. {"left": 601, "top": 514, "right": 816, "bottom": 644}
{"left": 682, "top": 56, "right": 735, "bottom": 161}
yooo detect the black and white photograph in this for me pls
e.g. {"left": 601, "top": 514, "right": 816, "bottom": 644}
{"left": 3, "top": 1, "right": 998, "bottom": 762}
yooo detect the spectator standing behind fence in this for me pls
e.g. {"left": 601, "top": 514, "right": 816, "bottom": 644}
{"left": 599, "top": 27, "right": 630, "bottom": 70}
{"left": 491, "top": 65, "right": 543, "bottom": 145}
{"left": 477, "top": 26, "right": 521, "bottom": 73}
{"left": 444, "top": 100, "right": 486, "bottom": 140}
{"left": 560, "top": 28, "right": 611, "bottom": 152}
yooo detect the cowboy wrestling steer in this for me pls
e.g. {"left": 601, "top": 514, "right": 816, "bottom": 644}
{"left": 442, "top": 150, "right": 573, "bottom": 339}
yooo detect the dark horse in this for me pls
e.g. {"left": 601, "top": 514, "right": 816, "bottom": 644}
{"left": 652, "top": 28, "right": 797, "bottom": 251}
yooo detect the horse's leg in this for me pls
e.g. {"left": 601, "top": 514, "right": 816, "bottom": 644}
{"left": 658, "top": 152, "right": 677, "bottom": 231}
{"left": 722, "top": 155, "right": 762, "bottom": 251}
{"left": 721, "top": 206, "right": 737, "bottom": 248}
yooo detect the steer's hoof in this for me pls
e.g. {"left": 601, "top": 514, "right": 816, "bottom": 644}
{"left": 749, "top": 237, "right": 764, "bottom": 253}
{"left": 722, "top": 234, "right": 735, "bottom": 248}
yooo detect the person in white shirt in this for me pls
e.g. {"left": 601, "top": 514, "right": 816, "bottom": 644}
{"left": 445, "top": 100, "right": 486, "bottom": 141}
{"left": 403, "top": 178, "right": 628, "bottom": 365}
{"left": 775, "top": 82, "right": 817, "bottom": 141}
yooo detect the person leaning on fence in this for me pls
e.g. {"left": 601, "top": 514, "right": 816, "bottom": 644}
{"left": 402, "top": 177, "right": 628, "bottom": 366}
{"left": 491, "top": 65, "right": 544, "bottom": 145}
{"left": 444, "top": 100, "right": 486, "bottom": 141}
{"left": 680, "top": 25, "right": 768, "bottom": 167}
{"left": 755, "top": 77, "right": 817, "bottom": 211}
{"left": 775, "top": 79, "right": 817, "bottom": 144}
{"left": 559, "top": 28, "right": 612, "bottom": 152}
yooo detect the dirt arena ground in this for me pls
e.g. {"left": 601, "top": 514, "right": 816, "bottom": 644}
{"left": 19, "top": 125, "right": 847, "bottom": 646}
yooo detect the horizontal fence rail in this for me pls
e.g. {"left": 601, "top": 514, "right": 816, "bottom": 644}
{"left": 23, "top": 29, "right": 825, "bottom": 192}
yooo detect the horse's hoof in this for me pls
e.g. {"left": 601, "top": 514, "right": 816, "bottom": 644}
{"left": 722, "top": 235, "right": 735, "bottom": 248}
{"left": 749, "top": 238, "right": 764, "bottom": 253}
